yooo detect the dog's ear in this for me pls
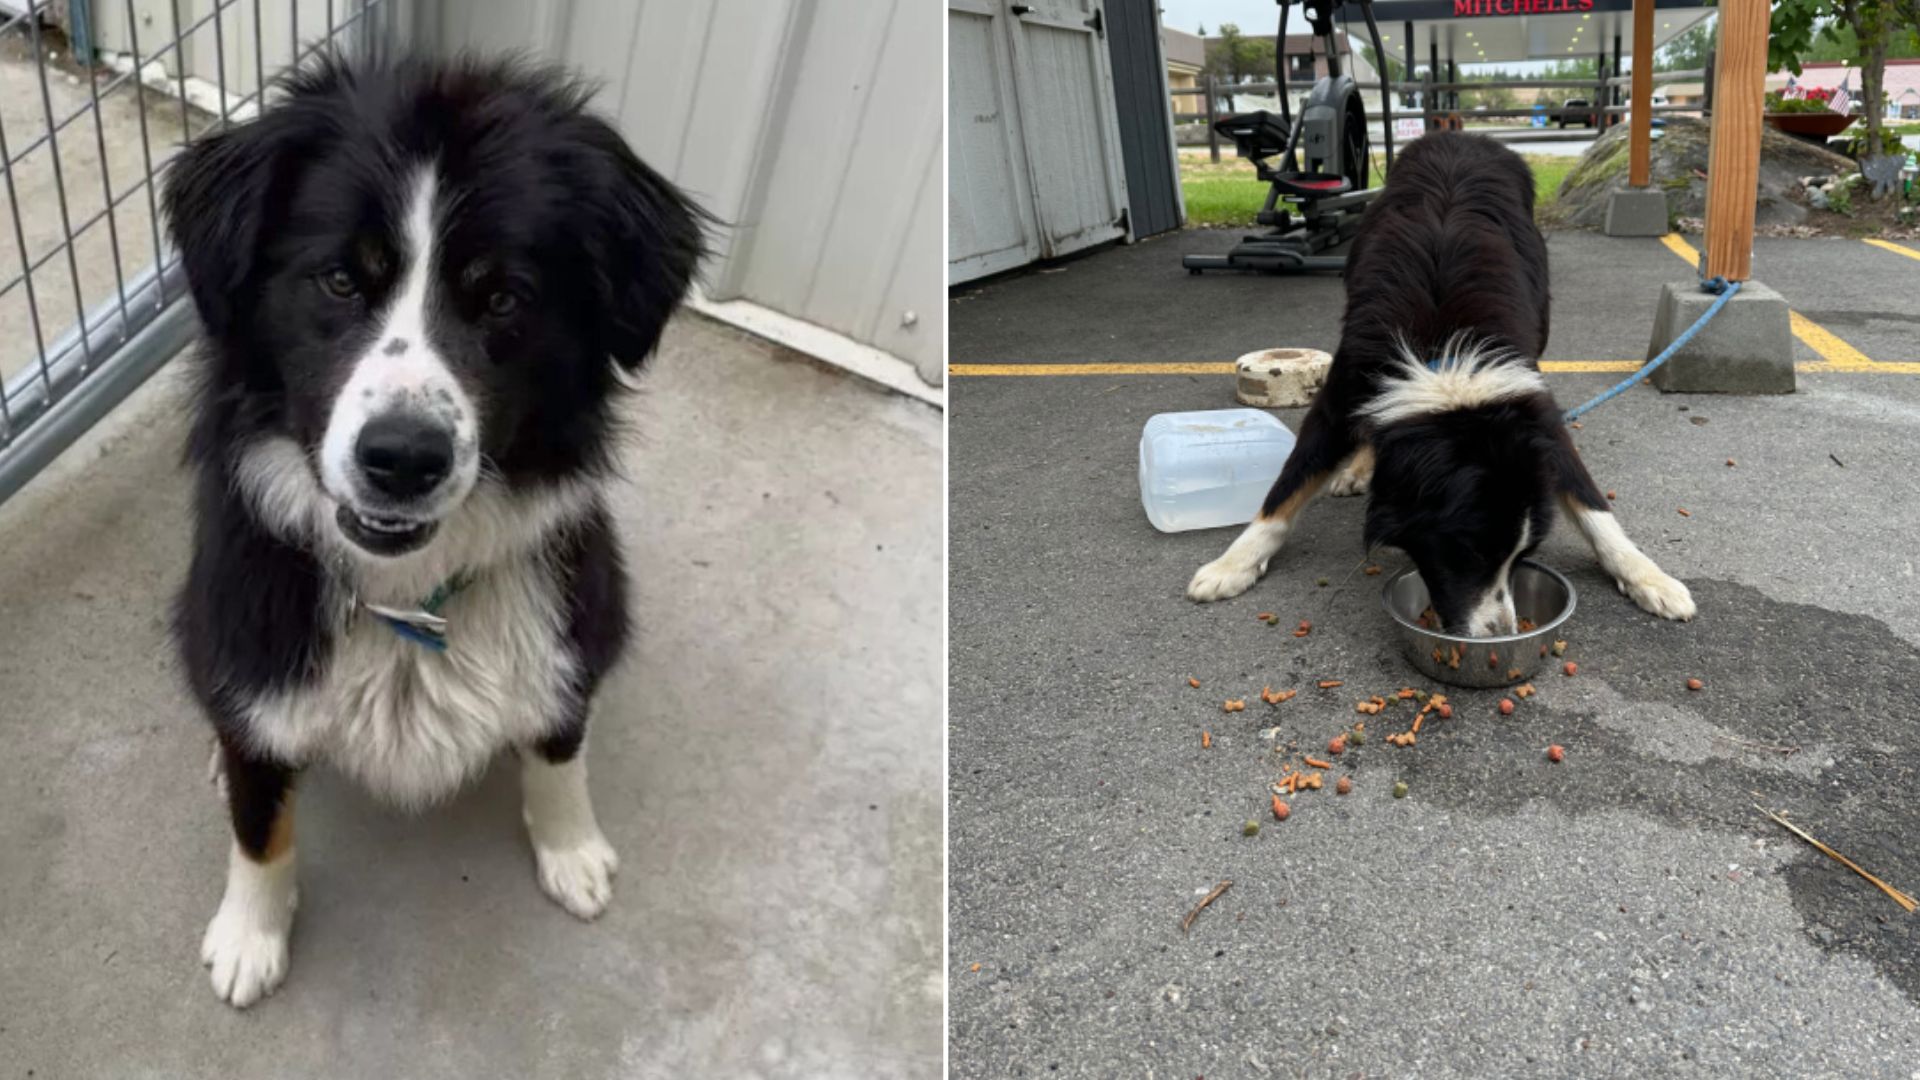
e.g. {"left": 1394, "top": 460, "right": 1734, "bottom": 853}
{"left": 162, "top": 118, "right": 296, "bottom": 340}
{"left": 572, "top": 115, "right": 707, "bottom": 370}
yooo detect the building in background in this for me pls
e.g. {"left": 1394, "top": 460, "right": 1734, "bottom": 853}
{"left": 1164, "top": 26, "right": 1203, "bottom": 93}
{"left": 84, "top": 0, "right": 942, "bottom": 401}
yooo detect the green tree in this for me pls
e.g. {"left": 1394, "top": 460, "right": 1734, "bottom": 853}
{"left": 1766, "top": 0, "right": 1920, "bottom": 165}
{"left": 1657, "top": 18, "right": 1717, "bottom": 72}
{"left": 1205, "top": 24, "right": 1268, "bottom": 83}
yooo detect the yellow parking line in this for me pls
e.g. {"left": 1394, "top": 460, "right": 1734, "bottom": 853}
{"left": 1660, "top": 232, "right": 1701, "bottom": 267}
{"left": 1657, "top": 233, "right": 1878, "bottom": 370}
{"left": 948, "top": 363, "right": 1236, "bottom": 376}
{"left": 949, "top": 361, "right": 1655, "bottom": 377}
{"left": 1788, "top": 311, "right": 1876, "bottom": 371}
{"left": 1864, "top": 238, "right": 1920, "bottom": 262}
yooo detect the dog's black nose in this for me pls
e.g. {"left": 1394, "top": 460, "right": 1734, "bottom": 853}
{"left": 355, "top": 415, "right": 453, "bottom": 499}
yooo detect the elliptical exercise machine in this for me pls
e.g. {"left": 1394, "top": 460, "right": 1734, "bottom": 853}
{"left": 1183, "top": 0, "right": 1395, "bottom": 274}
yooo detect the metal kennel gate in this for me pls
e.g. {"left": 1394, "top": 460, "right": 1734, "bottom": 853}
{"left": 0, "top": 0, "right": 398, "bottom": 505}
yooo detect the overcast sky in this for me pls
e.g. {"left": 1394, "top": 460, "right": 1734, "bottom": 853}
{"left": 1158, "top": 0, "right": 1308, "bottom": 37}
{"left": 1155, "top": 0, "right": 1565, "bottom": 73}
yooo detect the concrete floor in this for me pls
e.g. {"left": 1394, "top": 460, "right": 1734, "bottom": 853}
{"left": 0, "top": 314, "right": 944, "bottom": 1078}
{"left": 950, "top": 229, "right": 1920, "bottom": 1076}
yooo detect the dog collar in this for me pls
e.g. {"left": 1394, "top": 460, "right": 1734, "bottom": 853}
{"left": 359, "top": 571, "right": 473, "bottom": 652}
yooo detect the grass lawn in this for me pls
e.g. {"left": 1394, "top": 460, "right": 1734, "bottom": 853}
{"left": 1178, "top": 149, "right": 1578, "bottom": 228}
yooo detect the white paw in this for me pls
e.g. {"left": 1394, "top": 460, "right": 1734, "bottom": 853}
{"left": 1621, "top": 567, "right": 1696, "bottom": 621}
{"left": 201, "top": 899, "right": 292, "bottom": 1008}
{"left": 1326, "top": 471, "right": 1370, "bottom": 497}
{"left": 1187, "top": 555, "right": 1262, "bottom": 602}
{"left": 534, "top": 834, "right": 619, "bottom": 920}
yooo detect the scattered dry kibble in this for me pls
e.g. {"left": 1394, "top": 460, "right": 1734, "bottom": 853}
{"left": 1364, "top": 565, "right": 1383, "bottom": 576}
{"left": 1687, "top": 678, "right": 1704, "bottom": 691}
{"left": 1562, "top": 662, "right": 1579, "bottom": 677}
{"left": 1570, "top": 421, "right": 1583, "bottom": 429}
{"left": 1437, "top": 703, "right": 1453, "bottom": 719}
{"left": 1223, "top": 699, "right": 1246, "bottom": 712}
{"left": 1547, "top": 744, "right": 1566, "bottom": 763}
{"left": 1188, "top": 677, "right": 1201, "bottom": 688}
{"left": 1201, "top": 731, "right": 1212, "bottom": 749}
{"left": 1243, "top": 820, "right": 1260, "bottom": 836}
{"left": 1336, "top": 776, "right": 1353, "bottom": 795}
{"left": 1551, "top": 640, "right": 1568, "bottom": 657}
{"left": 1507, "top": 667, "right": 1524, "bottom": 681}
{"left": 1348, "top": 729, "right": 1366, "bottom": 746}
{"left": 1499, "top": 698, "right": 1516, "bottom": 716}
{"left": 1392, "top": 780, "right": 1409, "bottom": 799}
{"left": 1318, "top": 680, "right": 1344, "bottom": 689}
{"left": 1262, "top": 686, "right": 1298, "bottom": 704}
{"left": 1305, "top": 772, "right": 1324, "bottom": 790}
{"left": 1316, "top": 578, "right": 1330, "bottom": 587}
{"left": 1514, "top": 683, "right": 1537, "bottom": 699}
{"left": 1726, "top": 458, "right": 1736, "bottom": 467}
{"left": 1257, "top": 612, "right": 1276, "bottom": 622}
{"left": 1677, "top": 508, "right": 1691, "bottom": 518}
{"left": 1304, "top": 755, "right": 1334, "bottom": 770}
{"left": 1271, "top": 796, "right": 1290, "bottom": 821}
{"left": 1518, "top": 618, "right": 1537, "bottom": 632}
{"left": 1328, "top": 735, "right": 1348, "bottom": 755}
{"left": 970, "top": 962, "right": 982, "bottom": 973}
{"left": 1606, "top": 491, "right": 1617, "bottom": 500}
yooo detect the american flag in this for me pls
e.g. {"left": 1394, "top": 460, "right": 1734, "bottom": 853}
{"left": 1784, "top": 76, "right": 1801, "bottom": 100}
{"left": 1829, "top": 79, "right": 1853, "bottom": 115}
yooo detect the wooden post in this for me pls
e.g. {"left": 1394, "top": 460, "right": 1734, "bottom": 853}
{"left": 1629, "top": 0, "right": 1654, "bottom": 186}
{"left": 1204, "top": 74, "right": 1219, "bottom": 164}
{"left": 1703, "top": 0, "right": 1767, "bottom": 281}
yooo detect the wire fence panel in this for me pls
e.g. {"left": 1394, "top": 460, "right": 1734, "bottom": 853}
{"left": 0, "top": 0, "right": 394, "bottom": 505}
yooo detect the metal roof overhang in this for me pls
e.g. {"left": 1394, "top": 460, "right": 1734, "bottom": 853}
{"left": 1362, "top": 0, "right": 1713, "bottom": 66}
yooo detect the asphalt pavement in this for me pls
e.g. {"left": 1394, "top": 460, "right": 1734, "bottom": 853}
{"left": 949, "top": 227, "right": 1920, "bottom": 1077}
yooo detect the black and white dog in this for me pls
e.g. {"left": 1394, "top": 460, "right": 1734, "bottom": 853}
{"left": 1187, "top": 132, "right": 1693, "bottom": 633}
{"left": 164, "top": 57, "right": 702, "bottom": 1007}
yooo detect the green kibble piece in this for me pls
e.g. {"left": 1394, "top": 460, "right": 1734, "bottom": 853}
{"left": 1348, "top": 729, "right": 1366, "bottom": 746}
{"left": 1242, "top": 820, "right": 1261, "bottom": 837}
{"left": 1316, "top": 578, "right": 1330, "bottom": 587}
{"left": 1392, "top": 780, "right": 1409, "bottom": 799}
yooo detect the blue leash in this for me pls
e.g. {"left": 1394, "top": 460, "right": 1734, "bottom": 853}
{"left": 1560, "top": 276, "right": 1740, "bottom": 425}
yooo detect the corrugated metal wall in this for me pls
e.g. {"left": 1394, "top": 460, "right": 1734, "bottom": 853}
{"left": 88, "top": 0, "right": 942, "bottom": 392}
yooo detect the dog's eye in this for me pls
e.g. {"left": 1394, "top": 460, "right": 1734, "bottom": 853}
{"left": 485, "top": 291, "right": 518, "bottom": 319}
{"left": 318, "top": 268, "right": 359, "bottom": 300}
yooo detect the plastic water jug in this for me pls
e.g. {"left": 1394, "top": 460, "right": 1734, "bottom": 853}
{"left": 1138, "top": 409, "right": 1297, "bottom": 533}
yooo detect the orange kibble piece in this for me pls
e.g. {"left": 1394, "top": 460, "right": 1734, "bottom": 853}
{"left": 1563, "top": 662, "right": 1578, "bottom": 676}
{"left": 1547, "top": 744, "right": 1566, "bottom": 763}
{"left": 1298, "top": 620, "right": 1312, "bottom": 632}
{"left": 1606, "top": 490, "right": 1617, "bottom": 500}
{"left": 1272, "top": 796, "right": 1291, "bottom": 821}
{"left": 1677, "top": 508, "right": 1691, "bottom": 518}
{"left": 1223, "top": 699, "right": 1246, "bottom": 712}
{"left": 1336, "top": 776, "right": 1353, "bottom": 795}
{"left": 1686, "top": 678, "right": 1703, "bottom": 691}
{"left": 1257, "top": 612, "right": 1276, "bottom": 622}
{"left": 970, "top": 962, "right": 982, "bottom": 972}
{"left": 1364, "top": 565, "right": 1382, "bottom": 576}
{"left": 1328, "top": 735, "right": 1347, "bottom": 755}
{"left": 1726, "top": 458, "right": 1736, "bottom": 467}
{"left": 1201, "top": 731, "right": 1212, "bottom": 749}
{"left": 1188, "top": 678, "right": 1200, "bottom": 688}
{"left": 1498, "top": 698, "right": 1515, "bottom": 715}
{"left": 1437, "top": 703, "right": 1453, "bottom": 719}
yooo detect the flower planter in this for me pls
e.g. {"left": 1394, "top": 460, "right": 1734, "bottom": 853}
{"left": 1763, "top": 112, "right": 1857, "bottom": 139}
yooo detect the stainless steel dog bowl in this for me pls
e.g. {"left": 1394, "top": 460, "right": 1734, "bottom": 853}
{"left": 1381, "top": 560, "right": 1577, "bottom": 689}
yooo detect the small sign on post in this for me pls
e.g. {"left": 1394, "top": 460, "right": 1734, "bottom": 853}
{"left": 1393, "top": 117, "right": 1423, "bottom": 142}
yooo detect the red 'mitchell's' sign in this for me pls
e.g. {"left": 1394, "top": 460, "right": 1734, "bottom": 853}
{"left": 1453, "top": 0, "right": 1595, "bottom": 13}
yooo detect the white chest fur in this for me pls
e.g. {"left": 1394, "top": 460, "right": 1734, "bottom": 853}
{"left": 247, "top": 556, "right": 578, "bottom": 809}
